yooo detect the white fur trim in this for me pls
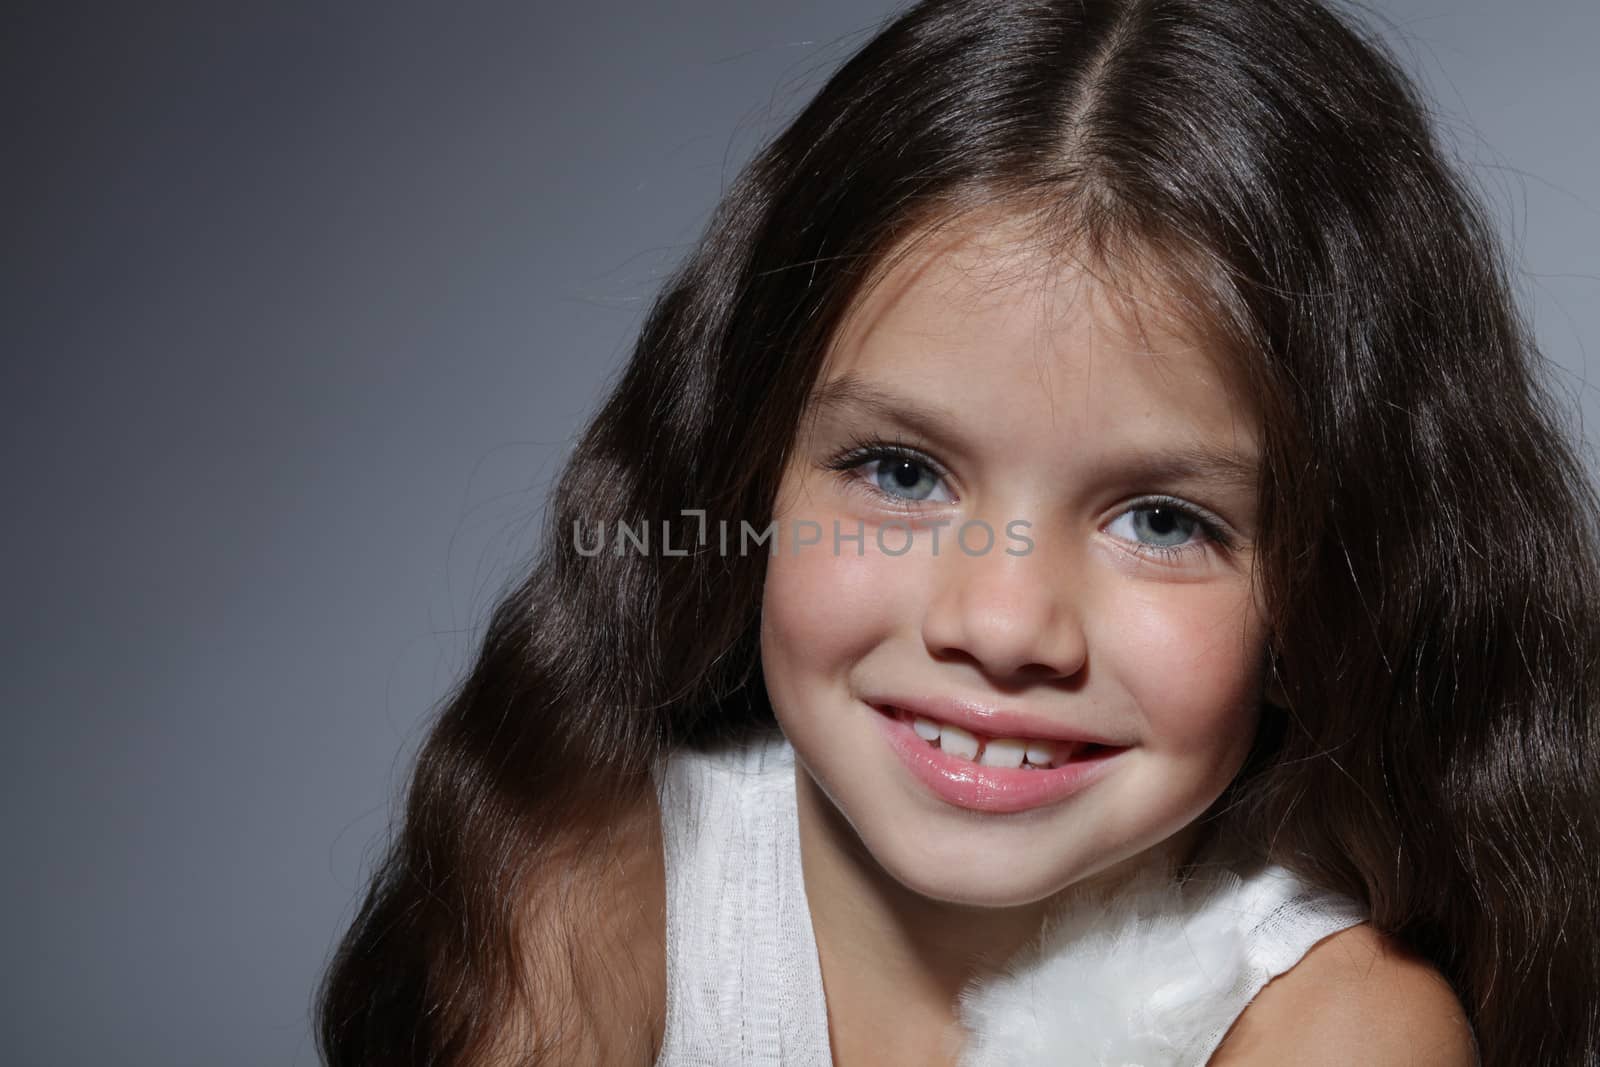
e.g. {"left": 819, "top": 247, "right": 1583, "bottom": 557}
{"left": 956, "top": 863, "right": 1254, "bottom": 1067}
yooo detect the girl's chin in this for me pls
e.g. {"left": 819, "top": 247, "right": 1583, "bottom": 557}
{"left": 895, "top": 874, "right": 1075, "bottom": 910}
{"left": 851, "top": 814, "right": 1202, "bottom": 912}
{"left": 849, "top": 828, "right": 1095, "bottom": 909}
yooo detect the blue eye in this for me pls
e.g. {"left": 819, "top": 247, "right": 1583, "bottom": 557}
{"left": 824, "top": 436, "right": 956, "bottom": 507}
{"left": 864, "top": 454, "right": 948, "bottom": 502}
{"left": 1128, "top": 504, "right": 1197, "bottom": 546}
{"left": 1106, "top": 499, "right": 1228, "bottom": 562}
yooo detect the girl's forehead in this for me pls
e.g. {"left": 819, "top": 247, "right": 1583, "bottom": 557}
{"left": 820, "top": 215, "right": 1259, "bottom": 438}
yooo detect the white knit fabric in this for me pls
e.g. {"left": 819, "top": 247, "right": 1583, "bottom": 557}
{"left": 650, "top": 727, "right": 1368, "bottom": 1067}
{"left": 651, "top": 728, "right": 833, "bottom": 1066}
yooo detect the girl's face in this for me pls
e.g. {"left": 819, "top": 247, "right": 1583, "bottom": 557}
{"left": 760, "top": 218, "right": 1271, "bottom": 908}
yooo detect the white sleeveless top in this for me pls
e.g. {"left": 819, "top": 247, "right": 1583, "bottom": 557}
{"left": 649, "top": 727, "right": 1368, "bottom": 1067}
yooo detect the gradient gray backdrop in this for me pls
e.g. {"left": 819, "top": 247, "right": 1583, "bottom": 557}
{"left": 5, "top": 2, "right": 1597, "bottom": 1064}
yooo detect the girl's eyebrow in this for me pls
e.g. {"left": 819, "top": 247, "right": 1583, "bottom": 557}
{"left": 806, "top": 373, "right": 1260, "bottom": 494}
{"left": 806, "top": 372, "right": 957, "bottom": 442}
{"left": 1106, "top": 447, "right": 1260, "bottom": 495}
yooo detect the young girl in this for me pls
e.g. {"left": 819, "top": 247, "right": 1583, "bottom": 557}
{"left": 316, "top": 0, "right": 1600, "bottom": 1064}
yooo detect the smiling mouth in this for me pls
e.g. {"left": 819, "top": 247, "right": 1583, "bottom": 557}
{"left": 875, "top": 704, "right": 1119, "bottom": 770}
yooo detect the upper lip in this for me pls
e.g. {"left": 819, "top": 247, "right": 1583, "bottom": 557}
{"left": 866, "top": 693, "right": 1126, "bottom": 747}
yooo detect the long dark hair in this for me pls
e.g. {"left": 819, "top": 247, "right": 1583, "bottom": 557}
{"left": 315, "top": 0, "right": 1600, "bottom": 1062}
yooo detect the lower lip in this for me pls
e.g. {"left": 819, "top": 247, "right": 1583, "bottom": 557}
{"left": 872, "top": 705, "right": 1127, "bottom": 815}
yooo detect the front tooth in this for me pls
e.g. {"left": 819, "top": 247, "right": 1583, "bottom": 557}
{"left": 1025, "top": 740, "right": 1057, "bottom": 767}
{"left": 979, "top": 737, "right": 1027, "bottom": 768}
{"left": 938, "top": 723, "right": 979, "bottom": 760}
{"left": 912, "top": 715, "right": 942, "bottom": 741}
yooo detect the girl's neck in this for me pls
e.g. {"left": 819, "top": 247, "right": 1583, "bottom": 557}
{"left": 794, "top": 765, "right": 1206, "bottom": 1066}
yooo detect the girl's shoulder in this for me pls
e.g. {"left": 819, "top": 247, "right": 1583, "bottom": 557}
{"left": 649, "top": 726, "right": 835, "bottom": 1065}
{"left": 651, "top": 724, "right": 802, "bottom": 864}
{"left": 1208, "top": 921, "right": 1477, "bottom": 1065}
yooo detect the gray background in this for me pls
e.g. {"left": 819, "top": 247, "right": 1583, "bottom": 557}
{"left": 4, "top": 2, "right": 1595, "bottom": 1064}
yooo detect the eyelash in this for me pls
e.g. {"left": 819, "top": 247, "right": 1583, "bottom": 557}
{"left": 821, "top": 433, "right": 1237, "bottom": 562}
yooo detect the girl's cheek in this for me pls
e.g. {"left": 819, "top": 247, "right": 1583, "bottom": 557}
{"left": 1116, "top": 588, "right": 1267, "bottom": 746}
{"left": 762, "top": 512, "right": 913, "bottom": 662}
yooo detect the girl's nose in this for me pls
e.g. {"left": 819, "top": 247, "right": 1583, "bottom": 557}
{"left": 918, "top": 535, "right": 1088, "bottom": 682}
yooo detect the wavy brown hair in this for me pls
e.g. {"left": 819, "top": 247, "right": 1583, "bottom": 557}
{"left": 315, "top": 0, "right": 1600, "bottom": 1062}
